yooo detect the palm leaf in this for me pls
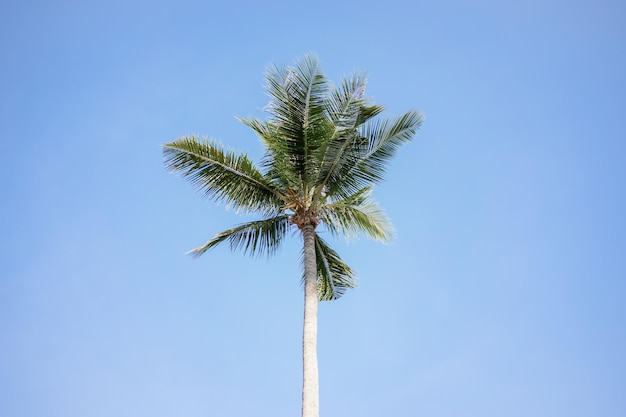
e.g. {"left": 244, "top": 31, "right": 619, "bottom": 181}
{"left": 163, "top": 136, "right": 284, "bottom": 214}
{"left": 326, "top": 74, "right": 368, "bottom": 129}
{"left": 263, "top": 54, "right": 331, "bottom": 192}
{"left": 189, "top": 215, "right": 291, "bottom": 258}
{"left": 313, "top": 235, "right": 356, "bottom": 301}
{"left": 324, "top": 110, "right": 423, "bottom": 198}
{"left": 319, "top": 187, "right": 393, "bottom": 242}
{"left": 238, "top": 117, "right": 300, "bottom": 190}
{"left": 354, "top": 110, "right": 424, "bottom": 184}
{"left": 326, "top": 73, "right": 385, "bottom": 129}
{"left": 313, "top": 74, "right": 372, "bottom": 195}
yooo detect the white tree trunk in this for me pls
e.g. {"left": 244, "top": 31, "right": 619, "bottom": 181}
{"left": 301, "top": 223, "right": 319, "bottom": 417}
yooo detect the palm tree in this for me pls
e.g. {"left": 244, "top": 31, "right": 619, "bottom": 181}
{"left": 163, "top": 54, "right": 423, "bottom": 417}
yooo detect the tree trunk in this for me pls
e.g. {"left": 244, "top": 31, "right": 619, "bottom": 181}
{"left": 301, "top": 223, "right": 319, "bottom": 417}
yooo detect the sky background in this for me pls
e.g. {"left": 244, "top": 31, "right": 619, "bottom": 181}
{"left": 1, "top": 0, "right": 625, "bottom": 416}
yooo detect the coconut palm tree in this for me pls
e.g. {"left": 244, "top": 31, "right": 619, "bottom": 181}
{"left": 163, "top": 54, "right": 423, "bottom": 417}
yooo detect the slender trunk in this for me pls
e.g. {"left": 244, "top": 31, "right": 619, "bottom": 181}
{"left": 301, "top": 223, "right": 319, "bottom": 417}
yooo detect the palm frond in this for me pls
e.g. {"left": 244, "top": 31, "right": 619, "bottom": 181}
{"left": 319, "top": 187, "right": 394, "bottom": 242}
{"left": 356, "top": 104, "right": 386, "bottom": 126}
{"left": 324, "top": 110, "right": 424, "bottom": 198}
{"left": 326, "top": 73, "right": 385, "bottom": 128}
{"left": 326, "top": 74, "right": 368, "bottom": 129}
{"left": 313, "top": 74, "right": 371, "bottom": 194}
{"left": 355, "top": 110, "right": 424, "bottom": 184}
{"left": 237, "top": 117, "right": 299, "bottom": 190}
{"left": 189, "top": 215, "right": 291, "bottom": 258}
{"left": 313, "top": 235, "right": 356, "bottom": 301}
{"left": 163, "top": 136, "right": 284, "bottom": 214}
{"left": 314, "top": 130, "right": 363, "bottom": 195}
{"left": 263, "top": 54, "right": 331, "bottom": 190}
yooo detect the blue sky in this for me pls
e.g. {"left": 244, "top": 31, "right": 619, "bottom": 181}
{"left": 1, "top": 0, "right": 625, "bottom": 416}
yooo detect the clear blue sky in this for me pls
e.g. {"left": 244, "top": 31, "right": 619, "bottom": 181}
{"left": 1, "top": 0, "right": 625, "bottom": 416}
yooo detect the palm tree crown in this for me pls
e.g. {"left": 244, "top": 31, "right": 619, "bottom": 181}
{"left": 163, "top": 54, "right": 423, "bottom": 417}
{"left": 164, "top": 54, "right": 422, "bottom": 299}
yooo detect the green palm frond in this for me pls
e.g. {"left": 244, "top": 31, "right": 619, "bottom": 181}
{"left": 356, "top": 104, "right": 386, "bottom": 126}
{"left": 319, "top": 187, "right": 394, "bottom": 242}
{"left": 355, "top": 110, "right": 424, "bottom": 184}
{"left": 326, "top": 73, "right": 385, "bottom": 128}
{"left": 163, "top": 136, "right": 284, "bottom": 214}
{"left": 326, "top": 74, "right": 369, "bottom": 129}
{"left": 313, "top": 130, "right": 361, "bottom": 195}
{"left": 313, "top": 75, "right": 372, "bottom": 196}
{"left": 263, "top": 55, "right": 331, "bottom": 189}
{"left": 189, "top": 215, "right": 291, "bottom": 258}
{"left": 237, "top": 117, "right": 299, "bottom": 190}
{"left": 324, "top": 110, "right": 424, "bottom": 198}
{"left": 313, "top": 235, "right": 356, "bottom": 301}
